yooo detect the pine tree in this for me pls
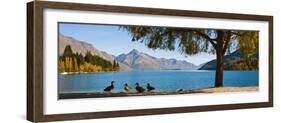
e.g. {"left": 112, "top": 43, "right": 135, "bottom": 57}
{"left": 77, "top": 53, "right": 85, "bottom": 66}
{"left": 63, "top": 45, "right": 74, "bottom": 57}
{"left": 85, "top": 51, "right": 93, "bottom": 64}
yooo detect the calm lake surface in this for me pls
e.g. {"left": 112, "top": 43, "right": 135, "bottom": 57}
{"left": 59, "top": 70, "right": 258, "bottom": 93}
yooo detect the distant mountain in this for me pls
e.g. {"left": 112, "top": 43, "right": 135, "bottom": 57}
{"left": 197, "top": 63, "right": 207, "bottom": 69}
{"left": 199, "top": 50, "right": 258, "bottom": 70}
{"left": 115, "top": 49, "right": 198, "bottom": 70}
{"left": 59, "top": 34, "right": 132, "bottom": 71}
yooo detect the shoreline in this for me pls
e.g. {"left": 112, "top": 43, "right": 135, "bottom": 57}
{"left": 60, "top": 71, "right": 120, "bottom": 75}
{"left": 59, "top": 70, "right": 258, "bottom": 75}
{"left": 58, "top": 70, "right": 257, "bottom": 75}
{"left": 59, "top": 86, "right": 258, "bottom": 99}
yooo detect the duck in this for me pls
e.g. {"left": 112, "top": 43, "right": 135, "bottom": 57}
{"left": 124, "top": 83, "right": 132, "bottom": 93}
{"left": 104, "top": 81, "right": 115, "bottom": 92}
{"left": 146, "top": 83, "right": 155, "bottom": 91}
{"left": 177, "top": 89, "right": 183, "bottom": 92}
{"left": 135, "top": 83, "right": 145, "bottom": 93}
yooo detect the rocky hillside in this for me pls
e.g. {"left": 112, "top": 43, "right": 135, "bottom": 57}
{"left": 59, "top": 34, "right": 114, "bottom": 61}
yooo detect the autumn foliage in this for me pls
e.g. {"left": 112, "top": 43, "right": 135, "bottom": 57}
{"left": 59, "top": 45, "right": 120, "bottom": 73}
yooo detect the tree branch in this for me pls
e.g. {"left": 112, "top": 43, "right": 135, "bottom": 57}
{"left": 193, "top": 30, "right": 217, "bottom": 49}
{"left": 209, "top": 39, "right": 217, "bottom": 49}
{"left": 223, "top": 31, "right": 232, "bottom": 53}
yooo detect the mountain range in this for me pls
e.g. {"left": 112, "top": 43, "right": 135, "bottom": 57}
{"left": 199, "top": 50, "right": 258, "bottom": 70}
{"left": 115, "top": 49, "right": 198, "bottom": 70}
{"left": 59, "top": 34, "right": 198, "bottom": 71}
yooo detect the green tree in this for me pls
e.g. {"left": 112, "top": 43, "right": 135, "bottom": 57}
{"left": 85, "top": 51, "right": 93, "bottom": 63}
{"left": 63, "top": 45, "right": 74, "bottom": 57}
{"left": 77, "top": 53, "right": 85, "bottom": 66}
{"left": 121, "top": 26, "right": 258, "bottom": 87}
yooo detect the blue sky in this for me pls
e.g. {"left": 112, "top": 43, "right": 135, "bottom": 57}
{"left": 59, "top": 23, "right": 216, "bottom": 65}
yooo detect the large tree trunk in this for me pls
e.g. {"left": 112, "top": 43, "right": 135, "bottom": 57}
{"left": 215, "top": 49, "right": 224, "bottom": 87}
{"left": 215, "top": 31, "right": 224, "bottom": 87}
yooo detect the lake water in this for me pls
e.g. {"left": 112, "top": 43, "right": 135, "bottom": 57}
{"left": 59, "top": 70, "right": 258, "bottom": 93}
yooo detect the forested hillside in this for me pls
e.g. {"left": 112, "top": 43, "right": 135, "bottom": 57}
{"left": 59, "top": 45, "right": 120, "bottom": 73}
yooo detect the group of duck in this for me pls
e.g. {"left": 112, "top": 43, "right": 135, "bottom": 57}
{"left": 103, "top": 81, "right": 155, "bottom": 93}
